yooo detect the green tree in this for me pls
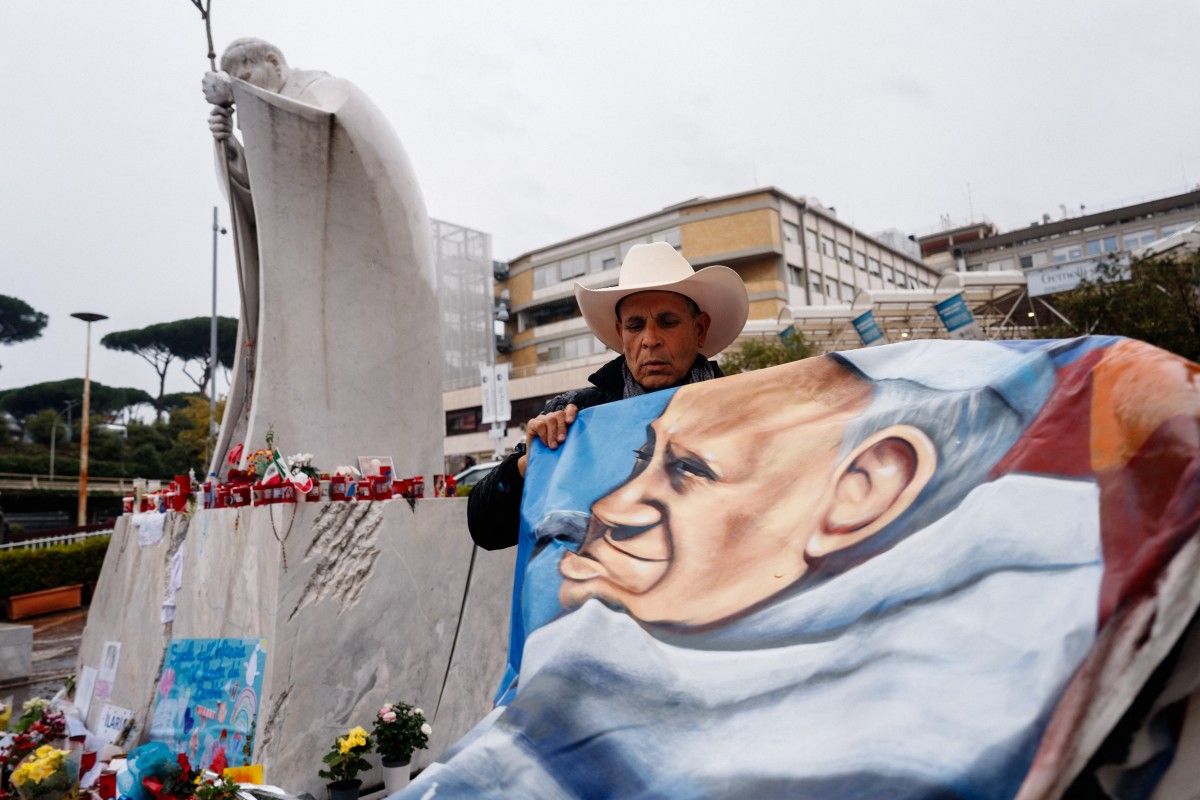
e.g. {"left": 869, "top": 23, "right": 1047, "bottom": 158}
{"left": 719, "top": 330, "right": 815, "bottom": 375}
{"left": 22, "top": 409, "right": 67, "bottom": 446}
{"left": 101, "top": 317, "right": 237, "bottom": 410}
{"left": 0, "top": 379, "right": 152, "bottom": 421}
{"left": 1040, "top": 254, "right": 1200, "bottom": 362}
{"left": 0, "top": 295, "right": 48, "bottom": 369}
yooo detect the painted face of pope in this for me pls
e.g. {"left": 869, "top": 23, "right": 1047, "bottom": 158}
{"left": 559, "top": 356, "right": 938, "bottom": 627}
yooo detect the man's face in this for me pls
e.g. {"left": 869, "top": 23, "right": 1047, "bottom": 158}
{"left": 227, "top": 53, "right": 285, "bottom": 93}
{"left": 560, "top": 358, "right": 871, "bottom": 626}
{"left": 616, "top": 291, "right": 711, "bottom": 390}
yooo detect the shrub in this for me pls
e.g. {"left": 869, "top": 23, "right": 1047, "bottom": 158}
{"left": 0, "top": 535, "right": 111, "bottom": 599}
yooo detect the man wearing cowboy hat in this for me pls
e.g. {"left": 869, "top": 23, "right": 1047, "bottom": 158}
{"left": 468, "top": 241, "right": 749, "bottom": 550}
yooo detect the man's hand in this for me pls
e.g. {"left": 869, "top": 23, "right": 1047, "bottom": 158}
{"left": 518, "top": 404, "right": 578, "bottom": 477}
{"left": 208, "top": 106, "right": 235, "bottom": 141}
{"left": 202, "top": 71, "right": 234, "bottom": 107}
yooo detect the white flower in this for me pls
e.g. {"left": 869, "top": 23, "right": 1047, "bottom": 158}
{"left": 420, "top": 722, "right": 432, "bottom": 737}
{"left": 413, "top": 707, "right": 424, "bottom": 717}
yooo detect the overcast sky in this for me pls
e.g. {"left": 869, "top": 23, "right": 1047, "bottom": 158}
{"left": 2, "top": 0, "right": 1198, "bottom": 402}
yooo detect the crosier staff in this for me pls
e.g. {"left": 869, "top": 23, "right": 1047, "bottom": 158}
{"left": 185, "top": 0, "right": 254, "bottom": 411}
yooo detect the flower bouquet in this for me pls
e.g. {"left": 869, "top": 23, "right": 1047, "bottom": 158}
{"left": 318, "top": 727, "right": 372, "bottom": 800}
{"left": 9, "top": 746, "right": 77, "bottom": 800}
{"left": 372, "top": 703, "right": 431, "bottom": 793}
{"left": 140, "top": 754, "right": 199, "bottom": 800}
{"left": 0, "top": 701, "right": 67, "bottom": 784}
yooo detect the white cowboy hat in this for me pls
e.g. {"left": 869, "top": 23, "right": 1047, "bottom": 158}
{"left": 574, "top": 242, "right": 749, "bottom": 358}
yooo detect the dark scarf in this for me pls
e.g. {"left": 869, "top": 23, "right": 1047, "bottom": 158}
{"left": 621, "top": 356, "right": 717, "bottom": 399}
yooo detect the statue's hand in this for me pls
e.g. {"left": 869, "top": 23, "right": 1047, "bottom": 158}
{"left": 208, "top": 106, "right": 235, "bottom": 142}
{"left": 202, "top": 71, "right": 234, "bottom": 107}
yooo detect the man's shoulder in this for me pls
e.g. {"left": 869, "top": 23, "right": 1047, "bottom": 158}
{"left": 541, "top": 356, "right": 626, "bottom": 414}
{"left": 542, "top": 386, "right": 607, "bottom": 414}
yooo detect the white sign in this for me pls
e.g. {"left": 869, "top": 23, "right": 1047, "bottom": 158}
{"left": 98, "top": 703, "right": 134, "bottom": 745}
{"left": 93, "top": 640, "right": 121, "bottom": 702}
{"left": 1026, "top": 257, "right": 1130, "bottom": 297}
{"left": 479, "top": 363, "right": 512, "bottom": 425}
{"left": 479, "top": 364, "right": 496, "bottom": 424}
{"left": 494, "top": 362, "right": 511, "bottom": 424}
{"left": 76, "top": 665, "right": 98, "bottom": 720}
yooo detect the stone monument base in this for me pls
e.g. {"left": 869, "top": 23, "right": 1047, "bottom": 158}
{"left": 76, "top": 499, "right": 513, "bottom": 796}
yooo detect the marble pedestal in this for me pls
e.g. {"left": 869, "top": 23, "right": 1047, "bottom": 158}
{"left": 76, "top": 500, "right": 513, "bottom": 796}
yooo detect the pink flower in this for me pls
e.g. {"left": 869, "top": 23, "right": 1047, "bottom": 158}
{"left": 378, "top": 705, "right": 392, "bottom": 716}
{"left": 381, "top": 711, "right": 397, "bottom": 723}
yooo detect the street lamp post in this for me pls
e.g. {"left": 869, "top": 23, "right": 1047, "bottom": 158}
{"left": 71, "top": 312, "right": 108, "bottom": 526}
{"left": 47, "top": 401, "right": 77, "bottom": 481}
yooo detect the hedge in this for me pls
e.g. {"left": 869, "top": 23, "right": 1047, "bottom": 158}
{"left": 0, "top": 534, "right": 111, "bottom": 599}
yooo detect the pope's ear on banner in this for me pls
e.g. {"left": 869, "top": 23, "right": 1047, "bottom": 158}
{"left": 808, "top": 424, "right": 937, "bottom": 559}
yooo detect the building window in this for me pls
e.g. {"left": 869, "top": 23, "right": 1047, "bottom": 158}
{"left": 826, "top": 279, "right": 839, "bottom": 299}
{"left": 528, "top": 298, "right": 577, "bottom": 327}
{"left": 1019, "top": 251, "right": 1049, "bottom": 270}
{"left": 589, "top": 246, "right": 619, "bottom": 273}
{"left": 788, "top": 265, "right": 804, "bottom": 286}
{"left": 842, "top": 281, "right": 857, "bottom": 301}
{"left": 1085, "top": 237, "right": 1118, "bottom": 256}
{"left": 1160, "top": 221, "right": 1196, "bottom": 238}
{"left": 852, "top": 251, "right": 866, "bottom": 269}
{"left": 868, "top": 258, "right": 881, "bottom": 277}
{"left": 560, "top": 255, "right": 587, "bottom": 280}
{"left": 821, "top": 237, "right": 836, "bottom": 257}
{"left": 537, "top": 333, "right": 606, "bottom": 365}
{"left": 810, "top": 279, "right": 823, "bottom": 296}
{"left": 534, "top": 263, "right": 559, "bottom": 289}
{"left": 1052, "top": 245, "right": 1083, "bottom": 263}
{"left": 652, "top": 228, "right": 682, "bottom": 248}
{"left": 805, "top": 229, "right": 819, "bottom": 250}
{"left": 783, "top": 221, "right": 800, "bottom": 244}
{"left": 836, "top": 243, "right": 851, "bottom": 263}
{"left": 620, "top": 236, "right": 651, "bottom": 260}
{"left": 445, "top": 407, "right": 483, "bottom": 435}
{"left": 1122, "top": 229, "right": 1156, "bottom": 249}
{"left": 986, "top": 257, "right": 1014, "bottom": 272}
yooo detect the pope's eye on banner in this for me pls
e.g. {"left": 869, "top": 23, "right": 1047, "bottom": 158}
{"left": 406, "top": 337, "right": 1200, "bottom": 800}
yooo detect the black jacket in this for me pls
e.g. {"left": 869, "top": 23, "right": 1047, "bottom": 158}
{"left": 466, "top": 355, "right": 723, "bottom": 550}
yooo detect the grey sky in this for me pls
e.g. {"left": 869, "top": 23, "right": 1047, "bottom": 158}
{"left": 2, "top": 0, "right": 1197, "bottom": 401}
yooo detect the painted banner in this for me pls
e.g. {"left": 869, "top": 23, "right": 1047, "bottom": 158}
{"left": 407, "top": 337, "right": 1200, "bottom": 799}
{"left": 150, "top": 638, "right": 267, "bottom": 769}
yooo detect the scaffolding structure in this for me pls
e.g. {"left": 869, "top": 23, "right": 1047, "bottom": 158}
{"left": 431, "top": 218, "right": 495, "bottom": 391}
{"left": 741, "top": 270, "right": 1071, "bottom": 352}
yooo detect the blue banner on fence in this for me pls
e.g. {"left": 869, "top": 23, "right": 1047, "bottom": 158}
{"left": 852, "top": 310, "right": 886, "bottom": 345}
{"left": 934, "top": 293, "right": 979, "bottom": 338}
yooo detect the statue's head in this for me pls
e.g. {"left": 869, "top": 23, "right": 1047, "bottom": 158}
{"left": 220, "top": 38, "right": 290, "bottom": 93}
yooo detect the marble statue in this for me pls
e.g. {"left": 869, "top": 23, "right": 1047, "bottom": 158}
{"left": 201, "top": 38, "right": 443, "bottom": 483}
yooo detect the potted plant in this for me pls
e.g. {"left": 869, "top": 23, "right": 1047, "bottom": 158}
{"left": 319, "top": 726, "right": 372, "bottom": 800}
{"left": 371, "top": 703, "right": 432, "bottom": 793}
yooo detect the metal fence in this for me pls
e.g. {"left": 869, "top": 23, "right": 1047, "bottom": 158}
{"left": 0, "top": 529, "right": 112, "bottom": 551}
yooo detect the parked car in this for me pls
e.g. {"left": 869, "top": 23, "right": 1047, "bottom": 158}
{"left": 453, "top": 461, "right": 502, "bottom": 492}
